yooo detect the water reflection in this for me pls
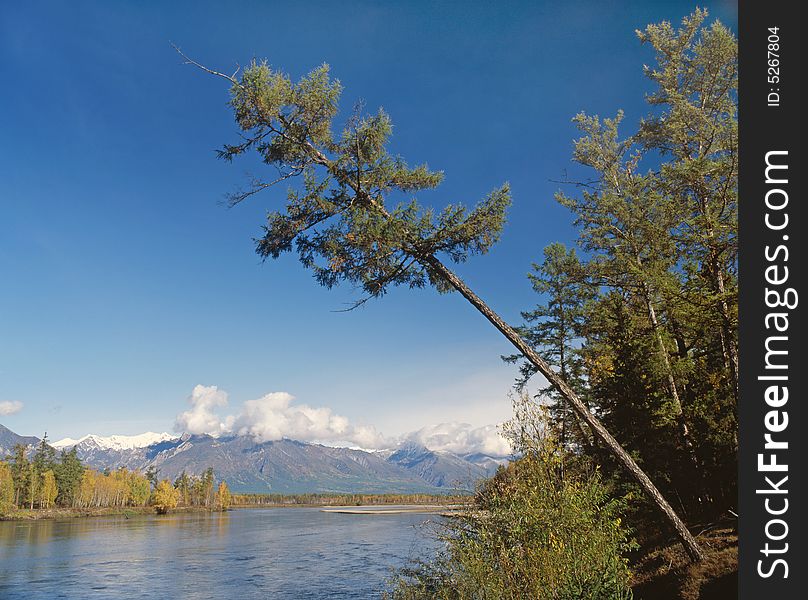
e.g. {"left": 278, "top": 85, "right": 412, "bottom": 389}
{"left": 0, "top": 508, "right": 439, "bottom": 599}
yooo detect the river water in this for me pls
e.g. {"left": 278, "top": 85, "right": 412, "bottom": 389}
{"left": 0, "top": 507, "right": 443, "bottom": 599}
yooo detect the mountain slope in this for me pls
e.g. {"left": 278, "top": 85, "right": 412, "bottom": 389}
{"left": 386, "top": 442, "right": 492, "bottom": 488}
{"left": 64, "top": 434, "right": 501, "bottom": 494}
{"left": 143, "top": 435, "right": 458, "bottom": 494}
{"left": 0, "top": 424, "right": 39, "bottom": 457}
{"left": 9, "top": 423, "right": 506, "bottom": 494}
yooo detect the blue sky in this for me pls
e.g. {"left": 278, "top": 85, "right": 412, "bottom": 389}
{"left": 0, "top": 1, "right": 737, "bottom": 445}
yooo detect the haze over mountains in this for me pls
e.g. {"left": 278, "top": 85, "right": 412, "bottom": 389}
{"left": 1, "top": 424, "right": 508, "bottom": 494}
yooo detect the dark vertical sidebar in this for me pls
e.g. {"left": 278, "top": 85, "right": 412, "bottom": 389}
{"left": 738, "top": 1, "right": 805, "bottom": 597}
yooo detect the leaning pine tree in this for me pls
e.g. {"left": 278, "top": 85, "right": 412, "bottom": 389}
{"left": 177, "top": 45, "right": 704, "bottom": 561}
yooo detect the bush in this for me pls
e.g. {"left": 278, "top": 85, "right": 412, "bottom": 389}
{"left": 387, "top": 451, "right": 635, "bottom": 599}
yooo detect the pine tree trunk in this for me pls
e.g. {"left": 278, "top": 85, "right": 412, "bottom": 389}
{"left": 422, "top": 254, "right": 705, "bottom": 562}
{"left": 714, "top": 266, "right": 740, "bottom": 405}
{"left": 311, "top": 147, "right": 703, "bottom": 560}
{"left": 641, "top": 286, "right": 700, "bottom": 472}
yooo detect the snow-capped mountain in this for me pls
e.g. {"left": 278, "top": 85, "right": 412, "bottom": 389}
{"left": 0, "top": 423, "right": 510, "bottom": 494}
{"left": 384, "top": 441, "right": 497, "bottom": 488}
{"left": 461, "top": 452, "right": 510, "bottom": 472}
{"left": 47, "top": 430, "right": 505, "bottom": 493}
{"left": 53, "top": 432, "right": 177, "bottom": 452}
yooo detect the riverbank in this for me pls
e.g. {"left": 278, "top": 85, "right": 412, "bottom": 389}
{"left": 1, "top": 500, "right": 465, "bottom": 521}
{"left": 0, "top": 505, "right": 213, "bottom": 522}
{"left": 320, "top": 504, "right": 462, "bottom": 515}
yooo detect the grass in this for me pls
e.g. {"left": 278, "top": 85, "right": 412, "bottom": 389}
{"left": 1, "top": 506, "right": 153, "bottom": 521}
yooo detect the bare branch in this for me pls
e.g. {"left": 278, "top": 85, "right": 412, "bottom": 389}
{"left": 171, "top": 43, "right": 244, "bottom": 89}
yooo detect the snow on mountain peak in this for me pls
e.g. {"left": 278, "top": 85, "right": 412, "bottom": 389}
{"left": 52, "top": 432, "right": 176, "bottom": 451}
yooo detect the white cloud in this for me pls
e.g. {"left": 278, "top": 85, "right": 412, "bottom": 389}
{"left": 0, "top": 400, "right": 23, "bottom": 416}
{"left": 402, "top": 422, "right": 511, "bottom": 457}
{"left": 173, "top": 386, "right": 511, "bottom": 457}
{"left": 234, "top": 392, "right": 387, "bottom": 448}
{"left": 174, "top": 386, "right": 385, "bottom": 449}
{"left": 174, "top": 385, "right": 231, "bottom": 436}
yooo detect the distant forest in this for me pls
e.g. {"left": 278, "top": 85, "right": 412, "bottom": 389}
{"left": 0, "top": 437, "right": 231, "bottom": 514}
{"left": 0, "top": 435, "right": 466, "bottom": 516}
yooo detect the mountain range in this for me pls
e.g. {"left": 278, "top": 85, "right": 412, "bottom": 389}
{"left": 1, "top": 424, "right": 507, "bottom": 494}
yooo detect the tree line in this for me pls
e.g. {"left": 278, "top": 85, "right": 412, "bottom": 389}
{"left": 506, "top": 8, "right": 737, "bottom": 524}
{"left": 231, "top": 493, "right": 468, "bottom": 507}
{"left": 0, "top": 436, "right": 231, "bottom": 515}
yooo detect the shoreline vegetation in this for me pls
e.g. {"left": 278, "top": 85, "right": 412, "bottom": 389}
{"left": 0, "top": 432, "right": 469, "bottom": 522}
{"left": 0, "top": 439, "right": 235, "bottom": 517}
{"left": 0, "top": 505, "right": 205, "bottom": 521}
{"left": 0, "top": 493, "right": 468, "bottom": 521}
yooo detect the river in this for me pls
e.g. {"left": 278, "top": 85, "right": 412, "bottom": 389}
{"left": 0, "top": 507, "right": 443, "bottom": 599}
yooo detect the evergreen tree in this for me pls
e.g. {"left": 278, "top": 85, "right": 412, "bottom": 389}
{"left": 179, "top": 23, "right": 710, "bottom": 557}
{"left": 10, "top": 444, "right": 30, "bottom": 508}
{"left": 505, "top": 243, "right": 595, "bottom": 452}
{"left": 636, "top": 10, "right": 738, "bottom": 405}
{"left": 29, "top": 433, "right": 57, "bottom": 509}
{"left": 54, "top": 447, "right": 84, "bottom": 507}
{"left": 144, "top": 465, "right": 160, "bottom": 490}
{"left": 174, "top": 470, "right": 190, "bottom": 505}
{"left": 505, "top": 10, "right": 738, "bottom": 520}
{"left": 32, "top": 434, "right": 56, "bottom": 472}
{"left": 556, "top": 109, "right": 698, "bottom": 465}
{"left": 201, "top": 467, "right": 215, "bottom": 508}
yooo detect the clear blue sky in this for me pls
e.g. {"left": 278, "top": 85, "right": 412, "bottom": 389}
{"left": 1, "top": 1, "right": 737, "bottom": 442}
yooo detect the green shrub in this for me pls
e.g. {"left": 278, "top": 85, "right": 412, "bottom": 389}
{"left": 387, "top": 451, "right": 635, "bottom": 599}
